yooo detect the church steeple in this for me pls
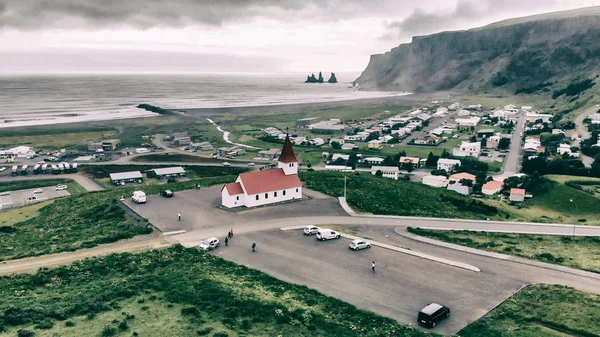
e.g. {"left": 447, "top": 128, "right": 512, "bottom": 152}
{"left": 277, "top": 133, "right": 298, "bottom": 175}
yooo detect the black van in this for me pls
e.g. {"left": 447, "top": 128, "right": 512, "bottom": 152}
{"left": 418, "top": 303, "right": 450, "bottom": 327}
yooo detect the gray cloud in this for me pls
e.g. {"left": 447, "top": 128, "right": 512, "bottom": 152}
{"left": 0, "top": 0, "right": 396, "bottom": 29}
{"left": 382, "top": 0, "right": 560, "bottom": 40}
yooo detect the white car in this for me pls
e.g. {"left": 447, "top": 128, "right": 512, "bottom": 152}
{"left": 303, "top": 225, "right": 320, "bottom": 235}
{"left": 349, "top": 239, "right": 371, "bottom": 251}
{"left": 247, "top": 162, "right": 255, "bottom": 166}
{"left": 33, "top": 189, "right": 43, "bottom": 194}
{"left": 0, "top": 191, "right": 9, "bottom": 196}
{"left": 0, "top": 167, "right": 6, "bottom": 172}
{"left": 55, "top": 184, "right": 67, "bottom": 191}
{"left": 223, "top": 162, "right": 231, "bottom": 166}
{"left": 198, "top": 237, "right": 220, "bottom": 251}
{"left": 316, "top": 229, "right": 341, "bottom": 241}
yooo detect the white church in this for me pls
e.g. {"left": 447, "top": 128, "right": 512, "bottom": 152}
{"left": 221, "top": 134, "right": 302, "bottom": 208}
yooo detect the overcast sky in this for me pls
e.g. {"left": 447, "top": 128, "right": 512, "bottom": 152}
{"left": 0, "top": 0, "right": 598, "bottom": 74}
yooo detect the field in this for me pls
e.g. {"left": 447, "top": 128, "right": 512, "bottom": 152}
{"left": 0, "top": 247, "right": 433, "bottom": 337}
{"left": 80, "top": 164, "right": 247, "bottom": 179}
{"left": 0, "top": 200, "right": 54, "bottom": 227}
{"left": 301, "top": 171, "right": 506, "bottom": 220}
{"left": 0, "top": 179, "right": 79, "bottom": 193}
{"left": 459, "top": 284, "right": 600, "bottom": 337}
{"left": 0, "top": 131, "right": 117, "bottom": 151}
{"left": 408, "top": 228, "right": 600, "bottom": 273}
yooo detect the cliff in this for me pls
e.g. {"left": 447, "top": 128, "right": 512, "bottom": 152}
{"left": 356, "top": 7, "right": 600, "bottom": 94}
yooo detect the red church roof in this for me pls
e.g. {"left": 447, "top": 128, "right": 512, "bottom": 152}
{"left": 238, "top": 168, "right": 301, "bottom": 195}
{"left": 278, "top": 134, "right": 298, "bottom": 163}
{"left": 223, "top": 182, "right": 244, "bottom": 195}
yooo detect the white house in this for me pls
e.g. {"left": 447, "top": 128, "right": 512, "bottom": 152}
{"left": 371, "top": 166, "right": 400, "bottom": 180}
{"left": 364, "top": 157, "right": 384, "bottom": 165}
{"left": 510, "top": 188, "right": 525, "bottom": 202}
{"left": 422, "top": 175, "right": 449, "bottom": 188}
{"left": 0, "top": 146, "right": 35, "bottom": 158}
{"left": 453, "top": 141, "right": 481, "bottom": 157}
{"left": 457, "top": 109, "right": 471, "bottom": 116}
{"left": 344, "top": 135, "right": 364, "bottom": 141}
{"left": 221, "top": 135, "right": 302, "bottom": 208}
{"left": 455, "top": 116, "right": 481, "bottom": 127}
{"left": 325, "top": 165, "right": 353, "bottom": 171}
{"left": 434, "top": 107, "right": 449, "bottom": 116}
{"left": 329, "top": 138, "right": 345, "bottom": 145}
{"left": 590, "top": 114, "right": 600, "bottom": 125}
{"left": 447, "top": 182, "right": 472, "bottom": 195}
{"left": 448, "top": 102, "right": 460, "bottom": 110}
{"left": 311, "top": 138, "right": 325, "bottom": 146}
{"left": 437, "top": 158, "right": 462, "bottom": 172}
{"left": 331, "top": 153, "right": 350, "bottom": 161}
{"left": 341, "top": 143, "right": 358, "bottom": 150}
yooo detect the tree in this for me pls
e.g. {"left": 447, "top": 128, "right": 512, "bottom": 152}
{"left": 469, "top": 135, "right": 477, "bottom": 142}
{"left": 348, "top": 153, "right": 358, "bottom": 170}
{"left": 441, "top": 149, "right": 451, "bottom": 158}
{"left": 430, "top": 169, "right": 448, "bottom": 176}
{"left": 366, "top": 132, "right": 380, "bottom": 142}
{"left": 480, "top": 137, "right": 487, "bottom": 148}
{"left": 307, "top": 163, "right": 312, "bottom": 169}
{"left": 330, "top": 141, "right": 341, "bottom": 149}
{"left": 375, "top": 170, "right": 383, "bottom": 177}
{"left": 405, "top": 162, "right": 414, "bottom": 173}
{"left": 459, "top": 178, "right": 473, "bottom": 187}
{"left": 383, "top": 156, "right": 396, "bottom": 166}
{"left": 425, "top": 152, "right": 440, "bottom": 167}
{"left": 498, "top": 138, "right": 511, "bottom": 150}
{"left": 334, "top": 157, "right": 346, "bottom": 165}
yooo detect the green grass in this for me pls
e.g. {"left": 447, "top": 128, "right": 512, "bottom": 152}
{"left": 131, "top": 153, "right": 223, "bottom": 163}
{"left": 0, "top": 201, "right": 54, "bottom": 227}
{"left": 545, "top": 174, "right": 600, "bottom": 184}
{"left": 0, "top": 179, "right": 77, "bottom": 193}
{"left": 459, "top": 284, "right": 600, "bottom": 337}
{"left": 301, "top": 171, "right": 507, "bottom": 220}
{"left": 0, "top": 247, "right": 433, "bottom": 337}
{"left": 0, "top": 131, "right": 117, "bottom": 150}
{"left": 408, "top": 228, "right": 600, "bottom": 273}
{"left": 80, "top": 163, "right": 248, "bottom": 179}
{"left": 487, "top": 161, "right": 503, "bottom": 173}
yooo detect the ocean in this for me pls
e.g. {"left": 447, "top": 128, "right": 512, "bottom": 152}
{"left": 0, "top": 73, "right": 405, "bottom": 129}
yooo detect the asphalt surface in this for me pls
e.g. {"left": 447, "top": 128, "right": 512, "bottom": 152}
{"left": 212, "top": 230, "right": 524, "bottom": 336}
{"left": 0, "top": 185, "right": 70, "bottom": 209}
{"left": 574, "top": 106, "right": 597, "bottom": 167}
{"left": 499, "top": 114, "right": 525, "bottom": 177}
{"left": 0, "top": 174, "right": 104, "bottom": 192}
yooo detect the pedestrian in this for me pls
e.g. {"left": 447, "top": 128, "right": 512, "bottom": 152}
{"left": 178, "top": 212, "right": 181, "bottom": 221}
{"left": 372, "top": 261, "right": 375, "bottom": 273}
{"left": 252, "top": 242, "right": 256, "bottom": 252}
{"left": 225, "top": 237, "right": 229, "bottom": 247}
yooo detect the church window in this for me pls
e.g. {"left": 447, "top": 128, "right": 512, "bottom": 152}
{"left": 236, "top": 196, "right": 239, "bottom": 201}
{"left": 256, "top": 195, "right": 259, "bottom": 200}
{"left": 283, "top": 190, "right": 286, "bottom": 196}
{"left": 296, "top": 188, "right": 299, "bottom": 193}
{"left": 274, "top": 191, "right": 278, "bottom": 197}
{"left": 265, "top": 193, "right": 268, "bottom": 199}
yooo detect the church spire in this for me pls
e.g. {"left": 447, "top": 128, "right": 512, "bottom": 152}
{"left": 278, "top": 133, "right": 298, "bottom": 164}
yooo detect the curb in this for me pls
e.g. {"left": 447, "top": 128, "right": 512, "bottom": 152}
{"left": 280, "top": 226, "right": 480, "bottom": 272}
{"left": 413, "top": 227, "right": 593, "bottom": 236}
{"left": 396, "top": 228, "right": 600, "bottom": 281}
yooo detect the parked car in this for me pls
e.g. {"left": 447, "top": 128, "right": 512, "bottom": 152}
{"left": 316, "top": 229, "right": 341, "bottom": 241}
{"left": 55, "top": 184, "right": 67, "bottom": 191}
{"left": 303, "top": 225, "right": 320, "bottom": 235}
{"left": 223, "top": 162, "right": 231, "bottom": 166}
{"left": 33, "top": 189, "right": 43, "bottom": 194}
{"left": 0, "top": 167, "right": 6, "bottom": 172}
{"left": 418, "top": 303, "right": 450, "bottom": 328}
{"left": 132, "top": 190, "right": 147, "bottom": 204}
{"left": 198, "top": 237, "right": 220, "bottom": 251}
{"left": 0, "top": 191, "right": 9, "bottom": 196}
{"left": 349, "top": 239, "right": 371, "bottom": 251}
{"left": 247, "top": 162, "right": 255, "bottom": 166}
{"left": 161, "top": 190, "right": 174, "bottom": 198}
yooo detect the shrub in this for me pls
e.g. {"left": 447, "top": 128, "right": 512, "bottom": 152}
{"left": 196, "top": 327, "right": 213, "bottom": 336}
{"left": 34, "top": 318, "right": 54, "bottom": 329}
{"left": 118, "top": 319, "right": 129, "bottom": 331}
{"left": 65, "top": 320, "right": 76, "bottom": 327}
{"left": 17, "top": 330, "right": 35, "bottom": 337}
{"left": 213, "top": 332, "right": 229, "bottom": 337}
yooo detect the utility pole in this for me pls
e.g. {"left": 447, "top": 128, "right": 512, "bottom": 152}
{"left": 570, "top": 198, "right": 576, "bottom": 237}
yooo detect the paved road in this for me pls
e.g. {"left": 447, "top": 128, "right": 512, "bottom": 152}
{"left": 574, "top": 106, "right": 597, "bottom": 167}
{"left": 499, "top": 114, "right": 525, "bottom": 176}
{"left": 0, "top": 174, "right": 104, "bottom": 192}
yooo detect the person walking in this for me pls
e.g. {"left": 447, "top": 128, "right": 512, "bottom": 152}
{"left": 251, "top": 242, "right": 256, "bottom": 252}
{"left": 178, "top": 212, "right": 181, "bottom": 221}
{"left": 225, "top": 237, "right": 229, "bottom": 247}
{"left": 372, "top": 261, "right": 376, "bottom": 273}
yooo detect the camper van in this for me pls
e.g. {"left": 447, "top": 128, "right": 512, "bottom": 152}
{"left": 132, "top": 190, "right": 147, "bottom": 204}
{"left": 33, "top": 164, "right": 41, "bottom": 174}
{"left": 21, "top": 165, "right": 29, "bottom": 175}
{"left": 11, "top": 165, "right": 18, "bottom": 176}
{"left": 41, "top": 163, "right": 48, "bottom": 173}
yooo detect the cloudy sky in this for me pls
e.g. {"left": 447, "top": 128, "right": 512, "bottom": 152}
{"left": 0, "top": 0, "right": 598, "bottom": 74}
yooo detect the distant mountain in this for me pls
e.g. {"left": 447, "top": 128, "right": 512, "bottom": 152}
{"left": 355, "top": 6, "right": 600, "bottom": 94}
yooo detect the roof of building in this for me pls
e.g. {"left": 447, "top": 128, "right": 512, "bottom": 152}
{"left": 278, "top": 134, "right": 298, "bottom": 163}
{"left": 438, "top": 158, "right": 462, "bottom": 164}
{"left": 423, "top": 175, "right": 448, "bottom": 181}
{"left": 482, "top": 181, "right": 503, "bottom": 190}
{"left": 109, "top": 171, "right": 143, "bottom": 181}
{"left": 224, "top": 182, "right": 244, "bottom": 195}
{"left": 150, "top": 167, "right": 185, "bottom": 175}
{"left": 297, "top": 117, "right": 320, "bottom": 121}
{"left": 399, "top": 156, "right": 420, "bottom": 164}
{"left": 449, "top": 172, "right": 476, "bottom": 182}
{"left": 364, "top": 157, "right": 384, "bottom": 162}
{"left": 477, "top": 129, "right": 495, "bottom": 133}
{"left": 238, "top": 168, "right": 301, "bottom": 195}
{"left": 371, "top": 166, "right": 400, "bottom": 172}
{"left": 510, "top": 188, "right": 526, "bottom": 195}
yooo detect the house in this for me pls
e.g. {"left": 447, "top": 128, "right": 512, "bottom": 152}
{"left": 380, "top": 135, "right": 394, "bottom": 143}
{"left": 557, "top": 143, "right": 579, "bottom": 157}
{"left": 109, "top": 171, "right": 143, "bottom": 185}
{"left": 341, "top": 143, "right": 358, "bottom": 151}
{"left": 437, "top": 158, "right": 461, "bottom": 172}
{"left": 448, "top": 172, "right": 476, "bottom": 184}
{"left": 422, "top": 175, "right": 449, "bottom": 188}
{"left": 221, "top": 135, "right": 302, "bottom": 208}
{"left": 311, "top": 138, "right": 325, "bottom": 146}
{"left": 525, "top": 112, "right": 553, "bottom": 123}
{"left": 510, "top": 188, "right": 526, "bottom": 202}
{"left": 147, "top": 167, "right": 186, "bottom": 179}
{"left": 399, "top": 156, "right": 420, "bottom": 167}
{"left": 371, "top": 166, "right": 400, "bottom": 180}
{"left": 173, "top": 136, "right": 191, "bottom": 146}
{"left": 486, "top": 135, "right": 500, "bottom": 149}
{"left": 477, "top": 129, "right": 495, "bottom": 138}
{"left": 457, "top": 109, "right": 471, "bottom": 116}
{"left": 344, "top": 134, "right": 364, "bottom": 141}
{"left": 190, "top": 142, "right": 214, "bottom": 151}
{"left": 258, "top": 148, "right": 282, "bottom": 159}
{"left": 331, "top": 154, "right": 350, "bottom": 161}
{"left": 0, "top": 146, "right": 35, "bottom": 158}
{"left": 589, "top": 114, "right": 600, "bottom": 125}
{"left": 367, "top": 140, "right": 383, "bottom": 150}
{"left": 324, "top": 165, "right": 353, "bottom": 171}
{"left": 217, "top": 146, "right": 246, "bottom": 157}
{"left": 435, "top": 107, "right": 448, "bottom": 116}
{"left": 455, "top": 117, "right": 481, "bottom": 127}
{"left": 329, "top": 138, "right": 345, "bottom": 146}
{"left": 524, "top": 136, "right": 542, "bottom": 153}
{"left": 448, "top": 102, "right": 460, "bottom": 110}
{"left": 364, "top": 157, "right": 384, "bottom": 165}
{"left": 446, "top": 182, "right": 472, "bottom": 195}
{"left": 296, "top": 117, "right": 320, "bottom": 128}
{"left": 521, "top": 106, "right": 533, "bottom": 111}
{"left": 466, "top": 104, "right": 482, "bottom": 111}
{"left": 482, "top": 181, "right": 503, "bottom": 195}
{"left": 88, "top": 139, "right": 121, "bottom": 152}
{"left": 453, "top": 141, "right": 481, "bottom": 157}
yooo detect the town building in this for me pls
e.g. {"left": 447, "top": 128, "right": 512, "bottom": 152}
{"left": 455, "top": 117, "right": 481, "bottom": 127}
{"left": 482, "top": 181, "right": 503, "bottom": 195}
{"left": 477, "top": 129, "right": 495, "bottom": 138}
{"left": 453, "top": 141, "right": 481, "bottom": 157}
{"left": 341, "top": 143, "right": 358, "bottom": 151}
{"left": 448, "top": 172, "right": 476, "bottom": 184}
{"left": 399, "top": 156, "right": 420, "bottom": 167}
{"left": 364, "top": 157, "right": 384, "bottom": 165}
{"left": 217, "top": 146, "right": 246, "bottom": 157}
{"left": 221, "top": 135, "right": 302, "bottom": 208}
{"left": 510, "top": 188, "right": 526, "bottom": 202}
{"left": 258, "top": 148, "right": 282, "bottom": 160}
{"left": 329, "top": 138, "right": 345, "bottom": 145}
{"left": 0, "top": 146, "right": 36, "bottom": 158}
{"left": 371, "top": 166, "right": 400, "bottom": 180}
{"left": 486, "top": 135, "right": 500, "bottom": 149}
{"left": 88, "top": 139, "right": 121, "bottom": 152}
{"left": 324, "top": 165, "right": 353, "bottom": 171}
{"left": 109, "top": 171, "right": 143, "bottom": 185}
{"left": 331, "top": 154, "right": 350, "bottom": 161}
{"left": 172, "top": 136, "right": 191, "bottom": 146}
{"left": 367, "top": 140, "right": 383, "bottom": 150}
{"left": 437, "top": 158, "right": 461, "bottom": 172}
{"left": 422, "top": 175, "right": 449, "bottom": 188}
{"left": 296, "top": 117, "right": 321, "bottom": 128}
{"left": 446, "top": 182, "right": 472, "bottom": 195}
{"left": 190, "top": 142, "right": 214, "bottom": 151}
{"left": 310, "top": 138, "right": 325, "bottom": 146}
{"left": 147, "top": 167, "right": 186, "bottom": 179}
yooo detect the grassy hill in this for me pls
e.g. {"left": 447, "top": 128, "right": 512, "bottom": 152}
{"left": 300, "top": 171, "right": 504, "bottom": 220}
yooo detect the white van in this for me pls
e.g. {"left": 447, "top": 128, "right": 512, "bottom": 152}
{"left": 316, "top": 229, "right": 341, "bottom": 241}
{"left": 132, "top": 190, "right": 147, "bottom": 204}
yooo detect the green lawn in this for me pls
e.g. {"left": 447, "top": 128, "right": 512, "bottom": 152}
{"left": 0, "top": 200, "right": 54, "bottom": 227}
{"left": 408, "top": 228, "right": 600, "bottom": 273}
{"left": 459, "top": 284, "right": 600, "bottom": 337}
{"left": 0, "top": 179, "right": 77, "bottom": 193}
{"left": 0, "top": 131, "right": 117, "bottom": 151}
{"left": 301, "top": 171, "right": 507, "bottom": 220}
{"left": 0, "top": 247, "right": 432, "bottom": 337}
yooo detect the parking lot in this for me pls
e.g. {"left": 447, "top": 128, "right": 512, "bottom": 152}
{"left": 0, "top": 185, "right": 70, "bottom": 209}
{"left": 124, "top": 185, "right": 347, "bottom": 232}
{"left": 210, "top": 229, "right": 525, "bottom": 335}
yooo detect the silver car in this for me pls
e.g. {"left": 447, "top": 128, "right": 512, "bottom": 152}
{"left": 349, "top": 239, "right": 371, "bottom": 251}
{"left": 303, "top": 225, "right": 320, "bottom": 235}
{"left": 198, "top": 238, "right": 220, "bottom": 251}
